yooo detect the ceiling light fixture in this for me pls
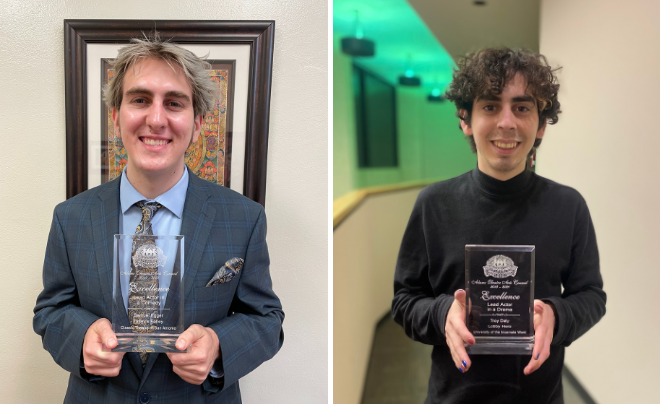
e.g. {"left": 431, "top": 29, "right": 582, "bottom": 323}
{"left": 427, "top": 87, "right": 445, "bottom": 102}
{"left": 398, "top": 54, "right": 421, "bottom": 86}
{"left": 341, "top": 11, "right": 375, "bottom": 57}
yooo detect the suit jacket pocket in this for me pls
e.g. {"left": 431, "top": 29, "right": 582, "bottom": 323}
{"left": 194, "top": 282, "right": 235, "bottom": 303}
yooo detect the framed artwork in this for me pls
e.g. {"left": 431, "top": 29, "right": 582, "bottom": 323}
{"left": 64, "top": 20, "right": 274, "bottom": 206}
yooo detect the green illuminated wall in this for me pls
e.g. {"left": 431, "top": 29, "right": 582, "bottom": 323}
{"left": 333, "top": 36, "right": 476, "bottom": 200}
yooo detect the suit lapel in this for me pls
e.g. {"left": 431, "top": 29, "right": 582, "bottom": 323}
{"left": 91, "top": 180, "right": 121, "bottom": 323}
{"left": 180, "top": 170, "right": 216, "bottom": 302}
{"left": 91, "top": 177, "right": 143, "bottom": 378}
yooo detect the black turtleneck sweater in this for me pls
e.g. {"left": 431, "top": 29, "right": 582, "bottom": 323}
{"left": 392, "top": 168, "right": 606, "bottom": 404}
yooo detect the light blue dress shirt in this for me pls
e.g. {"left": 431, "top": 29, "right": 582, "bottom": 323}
{"left": 119, "top": 168, "right": 188, "bottom": 310}
{"left": 119, "top": 167, "right": 222, "bottom": 378}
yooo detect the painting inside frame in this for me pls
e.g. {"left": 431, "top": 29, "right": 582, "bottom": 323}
{"left": 101, "top": 59, "right": 236, "bottom": 187}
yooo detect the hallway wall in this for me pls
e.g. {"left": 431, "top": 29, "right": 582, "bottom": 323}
{"left": 332, "top": 36, "right": 476, "bottom": 200}
{"left": 539, "top": 1, "right": 660, "bottom": 402}
{"left": 334, "top": 188, "right": 423, "bottom": 404}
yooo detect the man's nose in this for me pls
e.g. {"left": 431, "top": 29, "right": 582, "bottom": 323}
{"left": 497, "top": 107, "right": 516, "bottom": 131}
{"left": 147, "top": 102, "right": 166, "bottom": 132}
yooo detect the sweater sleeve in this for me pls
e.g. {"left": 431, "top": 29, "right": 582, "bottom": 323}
{"left": 392, "top": 193, "right": 454, "bottom": 346}
{"left": 543, "top": 196, "right": 606, "bottom": 347}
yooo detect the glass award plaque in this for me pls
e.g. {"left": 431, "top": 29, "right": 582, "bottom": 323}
{"left": 103, "top": 234, "right": 189, "bottom": 353}
{"left": 465, "top": 245, "right": 535, "bottom": 355}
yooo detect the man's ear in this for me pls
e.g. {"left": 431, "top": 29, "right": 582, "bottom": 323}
{"left": 111, "top": 107, "right": 120, "bottom": 138}
{"left": 191, "top": 114, "right": 203, "bottom": 144}
{"left": 536, "top": 120, "right": 547, "bottom": 139}
{"left": 459, "top": 109, "right": 472, "bottom": 136}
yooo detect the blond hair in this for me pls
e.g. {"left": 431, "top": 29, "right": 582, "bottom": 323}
{"left": 103, "top": 33, "right": 216, "bottom": 117}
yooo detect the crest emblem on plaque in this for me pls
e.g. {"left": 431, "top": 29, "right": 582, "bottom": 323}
{"left": 133, "top": 244, "right": 167, "bottom": 268}
{"left": 483, "top": 255, "right": 518, "bottom": 278}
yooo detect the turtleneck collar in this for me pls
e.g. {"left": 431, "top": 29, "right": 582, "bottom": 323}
{"left": 470, "top": 166, "right": 536, "bottom": 198}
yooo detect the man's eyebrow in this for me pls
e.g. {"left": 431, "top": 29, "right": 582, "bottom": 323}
{"left": 125, "top": 87, "right": 153, "bottom": 97}
{"left": 512, "top": 95, "right": 536, "bottom": 104}
{"left": 164, "top": 91, "right": 191, "bottom": 102}
{"left": 124, "top": 88, "right": 191, "bottom": 103}
{"left": 476, "top": 94, "right": 501, "bottom": 102}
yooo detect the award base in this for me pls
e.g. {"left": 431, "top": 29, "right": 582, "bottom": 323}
{"left": 102, "top": 334, "right": 191, "bottom": 353}
{"left": 467, "top": 339, "right": 534, "bottom": 355}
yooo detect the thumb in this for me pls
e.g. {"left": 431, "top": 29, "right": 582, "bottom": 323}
{"left": 176, "top": 324, "right": 205, "bottom": 351}
{"left": 454, "top": 289, "right": 467, "bottom": 309}
{"left": 95, "top": 318, "right": 118, "bottom": 349}
{"left": 534, "top": 301, "right": 545, "bottom": 314}
{"left": 533, "top": 301, "right": 544, "bottom": 326}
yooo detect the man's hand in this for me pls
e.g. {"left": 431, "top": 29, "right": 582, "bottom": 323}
{"left": 82, "top": 318, "right": 125, "bottom": 377}
{"left": 445, "top": 289, "right": 475, "bottom": 373}
{"left": 524, "top": 300, "right": 556, "bottom": 375}
{"left": 166, "top": 324, "right": 221, "bottom": 385}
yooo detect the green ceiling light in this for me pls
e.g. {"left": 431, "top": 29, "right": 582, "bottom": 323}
{"left": 399, "top": 54, "right": 421, "bottom": 86}
{"left": 428, "top": 85, "right": 445, "bottom": 102}
{"left": 334, "top": 0, "right": 456, "bottom": 86}
{"left": 341, "top": 11, "right": 375, "bottom": 57}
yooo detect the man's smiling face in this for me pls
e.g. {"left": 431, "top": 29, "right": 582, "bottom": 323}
{"left": 461, "top": 73, "right": 546, "bottom": 181}
{"left": 112, "top": 57, "right": 202, "bottom": 180}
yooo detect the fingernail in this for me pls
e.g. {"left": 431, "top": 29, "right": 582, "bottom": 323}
{"left": 459, "top": 366, "right": 464, "bottom": 373}
{"left": 177, "top": 339, "right": 186, "bottom": 349}
{"left": 536, "top": 353, "right": 540, "bottom": 360}
{"left": 468, "top": 338, "right": 475, "bottom": 345}
{"left": 108, "top": 338, "right": 116, "bottom": 346}
{"left": 462, "top": 360, "right": 467, "bottom": 368}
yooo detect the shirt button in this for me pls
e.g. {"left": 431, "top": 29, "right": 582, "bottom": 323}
{"left": 139, "top": 392, "right": 150, "bottom": 403}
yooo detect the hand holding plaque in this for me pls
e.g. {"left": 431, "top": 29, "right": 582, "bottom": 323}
{"left": 445, "top": 289, "right": 475, "bottom": 373}
{"left": 523, "top": 300, "right": 556, "bottom": 375}
{"left": 83, "top": 318, "right": 126, "bottom": 376}
{"left": 465, "top": 245, "right": 535, "bottom": 355}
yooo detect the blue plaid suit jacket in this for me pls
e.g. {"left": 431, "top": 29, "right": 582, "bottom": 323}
{"left": 34, "top": 171, "right": 284, "bottom": 404}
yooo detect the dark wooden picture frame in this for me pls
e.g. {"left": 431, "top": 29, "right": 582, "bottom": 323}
{"left": 64, "top": 19, "right": 275, "bottom": 206}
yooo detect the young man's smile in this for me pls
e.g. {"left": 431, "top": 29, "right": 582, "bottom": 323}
{"left": 140, "top": 136, "right": 172, "bottom": 147}
{"left": 492, "top": 140, "right": 520, "bottom": 151}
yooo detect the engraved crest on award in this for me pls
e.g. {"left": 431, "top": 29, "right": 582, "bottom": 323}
{"left": 104, "top": 234, "right": 190, "bottom": 353}
{"left": 465, "top": 245, "right": 535, "bottom": 355}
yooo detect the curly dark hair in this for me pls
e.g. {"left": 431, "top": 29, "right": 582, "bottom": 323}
{"left": 444, "top": 48, "right": 561, "bottom": 154}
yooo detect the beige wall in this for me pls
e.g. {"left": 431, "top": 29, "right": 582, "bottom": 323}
{"left": 0, "top": 0, "right": 327, "bottom": 402}
{"left": 539, "top": 0, "right": 660, "bottom": 402}
{"left": 333, "top": 188, "right": 422, "bottom": 404}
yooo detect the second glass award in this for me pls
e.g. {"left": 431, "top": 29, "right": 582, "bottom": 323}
{"left": 105, "top": 234, "right": 189, "bottom": 354}
{"left": 465, "top": 245, "right": 535, "bottom": 355}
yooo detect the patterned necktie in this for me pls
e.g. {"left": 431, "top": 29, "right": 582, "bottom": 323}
{"left": 128, "top": 201, "right": 163, "bottom": 364}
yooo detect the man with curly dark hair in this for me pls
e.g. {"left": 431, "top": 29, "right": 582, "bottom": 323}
{"left": 392, "top": 48, "right": 605, "bottom": 403}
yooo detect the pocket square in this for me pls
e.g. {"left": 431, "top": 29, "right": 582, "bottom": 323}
{"left": 206, "top": 258, "right": 245, "bottom": 287}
